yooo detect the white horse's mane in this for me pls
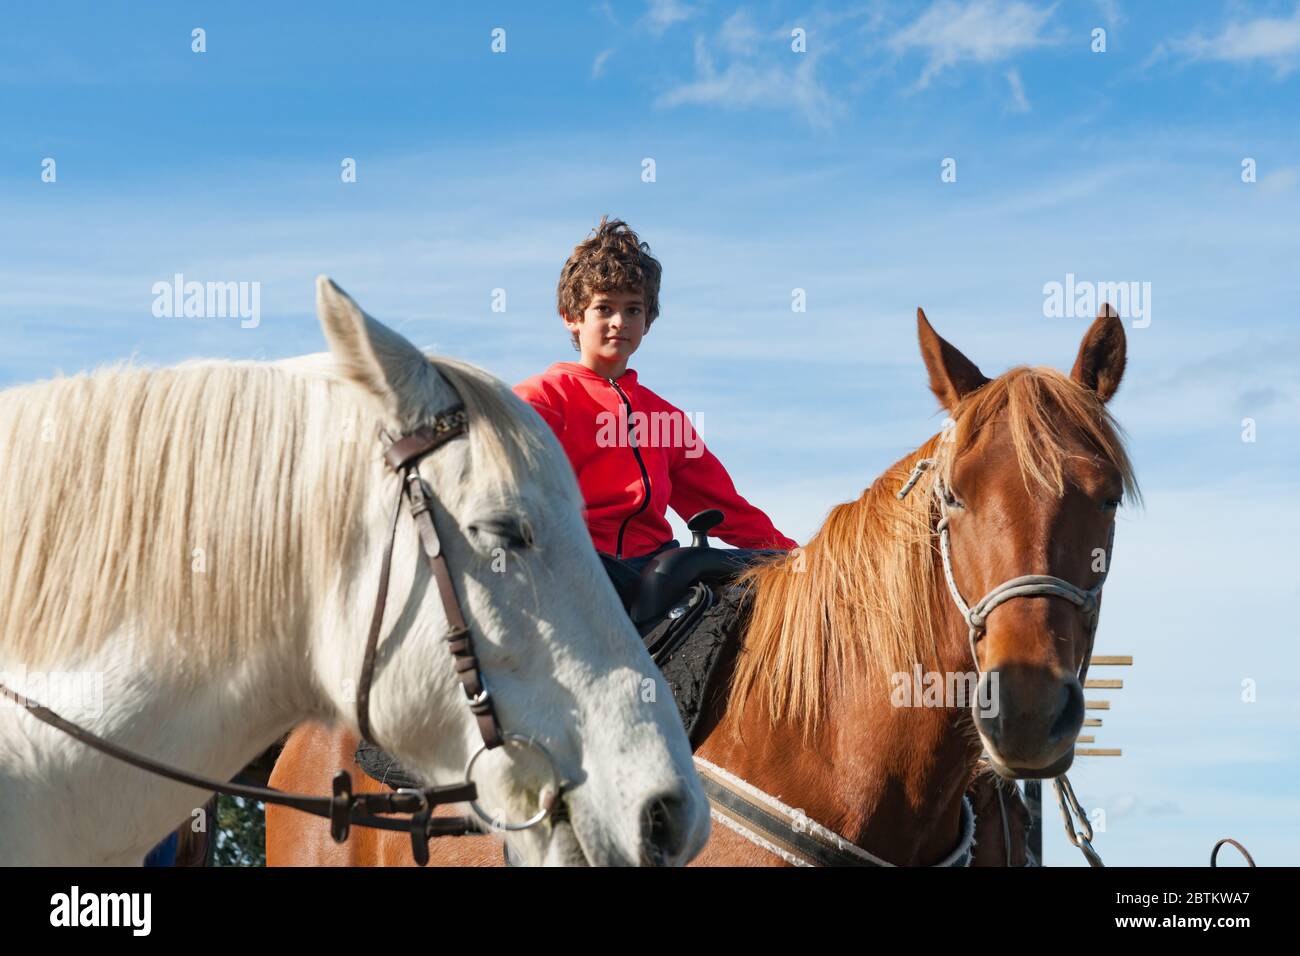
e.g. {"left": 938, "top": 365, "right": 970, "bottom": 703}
{"left": 0, "top": 351, "right": 571, "bottom": 672}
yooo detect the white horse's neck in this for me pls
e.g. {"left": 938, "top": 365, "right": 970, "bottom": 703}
{"left": 0, "top": 630, "right": 314, "bottom": 864}
{"left": 0, "top": 357, "right": 461, "bottom": 864}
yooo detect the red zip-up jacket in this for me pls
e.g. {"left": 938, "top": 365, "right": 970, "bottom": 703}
{"left": 513, "top": 361, "right": 797, "bottom": 559}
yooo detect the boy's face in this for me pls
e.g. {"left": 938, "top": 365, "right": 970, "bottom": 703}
{"left": 563, "top": 288, "right": 648, "bottom": 368}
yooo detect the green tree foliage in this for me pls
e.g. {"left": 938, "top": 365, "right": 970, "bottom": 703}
{"left": 214, "top": 795, "right": 265, "bottom": 867}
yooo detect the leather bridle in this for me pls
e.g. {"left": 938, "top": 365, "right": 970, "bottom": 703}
{"left": 360, "top": 405, "right": 501, "bottom": 751}
{"left": 0, "top": 401, "right": 562, "bottom": 865}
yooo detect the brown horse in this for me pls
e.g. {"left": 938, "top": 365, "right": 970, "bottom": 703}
{"left": 267, "top": 307, "right": 1134, "bottom": 866}
{"left": 268, "top": 733, "right": 1032, "bottom": 866}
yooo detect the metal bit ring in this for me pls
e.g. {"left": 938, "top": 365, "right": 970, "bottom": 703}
{"left": 464, "top": 733, "right": 563, "bottom": 832}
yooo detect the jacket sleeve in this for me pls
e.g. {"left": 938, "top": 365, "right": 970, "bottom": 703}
{"left": 512, "top": 378, "right": 565, "bottom": 440}
{"left": 668, "top": 421, "right": 798, "bottom": 551}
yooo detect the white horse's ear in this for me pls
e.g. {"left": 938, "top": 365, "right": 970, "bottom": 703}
{"left": 315, "top": 276, "right": 431, "bottom": 417}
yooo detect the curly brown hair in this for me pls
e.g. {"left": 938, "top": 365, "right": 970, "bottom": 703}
{"left": 557, "top": 216, "right": 662, "bottom": 348}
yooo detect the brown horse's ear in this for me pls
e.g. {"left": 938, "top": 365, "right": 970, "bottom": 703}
{"left": 1071, "top": 304, "right": 1126, "bottom": 403}
{"left": 917, "top": 308, "right": 989, "bottom": 412}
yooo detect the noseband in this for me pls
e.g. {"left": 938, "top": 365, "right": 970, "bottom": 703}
{"left": 0, "top": 401, "right": 561, "bottom": 865}
{"left": 898, "top": 457, "right": 1115, "bottom": 686}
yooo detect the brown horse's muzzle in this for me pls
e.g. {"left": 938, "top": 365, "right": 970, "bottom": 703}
{"left": 974, "top": 663, "right": 1083, "bottom": 778}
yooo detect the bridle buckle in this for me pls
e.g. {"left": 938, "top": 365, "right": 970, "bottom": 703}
{"left": 329, "top": 770, "right": 354, "bottom": 843}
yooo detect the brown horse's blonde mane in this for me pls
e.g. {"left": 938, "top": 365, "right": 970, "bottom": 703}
{"left": 729, "top": 365, "right": 1139, "bottom": 736}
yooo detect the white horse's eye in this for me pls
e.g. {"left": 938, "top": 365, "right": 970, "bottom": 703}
{"left": 468, "top": 515, "right": 534, "bottom": 551}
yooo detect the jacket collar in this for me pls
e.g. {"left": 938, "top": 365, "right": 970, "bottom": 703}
{"left": 551, "top": 361, "right": 638, "bottom": 390}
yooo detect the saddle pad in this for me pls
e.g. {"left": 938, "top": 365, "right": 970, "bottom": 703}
{"left": 659, "top": 584, "right": 753, "bottom": 744}
{"left": 353, "top": 738, "right": 424, "bottom": 791}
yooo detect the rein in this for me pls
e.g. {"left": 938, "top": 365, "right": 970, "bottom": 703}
{"left": 0, "top": 679, "right": 481, "bottom": 862}
{"left": 0, "top": 402, "right": 561, "bottom": 866}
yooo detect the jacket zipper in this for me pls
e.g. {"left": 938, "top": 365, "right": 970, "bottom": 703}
{"left": 608, "top": 377, "right": 651, "bottom": 560}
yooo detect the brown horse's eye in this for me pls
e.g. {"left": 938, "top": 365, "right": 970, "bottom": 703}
{"left": 943, "top": 488, "right": 966, "bottom": 510}
{"left": 1102, "top": 499, "right": 1121, "bottom": 512}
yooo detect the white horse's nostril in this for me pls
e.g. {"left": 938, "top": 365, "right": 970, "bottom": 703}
{"left": 640, "top": 790, "right": 691, "bottom": 866}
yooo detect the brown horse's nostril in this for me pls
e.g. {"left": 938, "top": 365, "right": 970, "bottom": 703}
{"left": 1048, "top": 678, "right": 1084, "bottom": 744}
{"left": 973, "top": 671, "right": 1005, "bottom": 744}
{"left": 639, "top": 790, "right": 690, "bottom": 866}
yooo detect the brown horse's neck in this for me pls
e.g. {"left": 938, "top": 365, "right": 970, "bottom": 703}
{"left": 697, "top": 463, "right": 983, "bottom": 866}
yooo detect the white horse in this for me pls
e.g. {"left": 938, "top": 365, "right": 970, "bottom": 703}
{"left": 0, "top": 277, "right": 709, "bottom": 865}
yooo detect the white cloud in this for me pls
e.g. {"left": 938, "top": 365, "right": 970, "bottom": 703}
{"left": 1172, "top": 7, "right": 1300, "bottom": 73}
{"left": 1005, "top": 67, "right": 1030, "bottom": 111}
{"left": 591, "top": 47, "right": 614, "bottom": 78}
{"left": 890, "top": 0, "right": 1059, "bottom": 88}
{"left": 1093, "top": 0, "right": 1123, "bottom": 28}
{"left": 593, "top": 1, "right": 619, "bottom": 26}
{"left": 719, "top": 9, "right": 762, "bottom": 56}
{"left": 655, "top": 28, "right": 842, "bottom": 129}
{"left": 642, "top": 0, "right": 697, "bottom": 36}
{"left": 1260, "top": 164, "right": 1300, "bottom": 194}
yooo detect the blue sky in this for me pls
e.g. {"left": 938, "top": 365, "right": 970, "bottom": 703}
{"left": 2, "top": 1, "right": 1297, "bottom": 866}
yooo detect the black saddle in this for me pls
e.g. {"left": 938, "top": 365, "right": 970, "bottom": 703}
{"left": 601, "top": 510, "right": 776, "bottom": 624}
{"left": 631, "top": 543, "right": 761, "bottom": 627}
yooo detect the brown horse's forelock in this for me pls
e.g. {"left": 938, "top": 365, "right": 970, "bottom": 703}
{"left": 937, "top": 366, "right": 1140, "bottom": 505}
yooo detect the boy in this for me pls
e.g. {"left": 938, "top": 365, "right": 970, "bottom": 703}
{"left": 514, "top": 217, "right": 796, "bottom": 571}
